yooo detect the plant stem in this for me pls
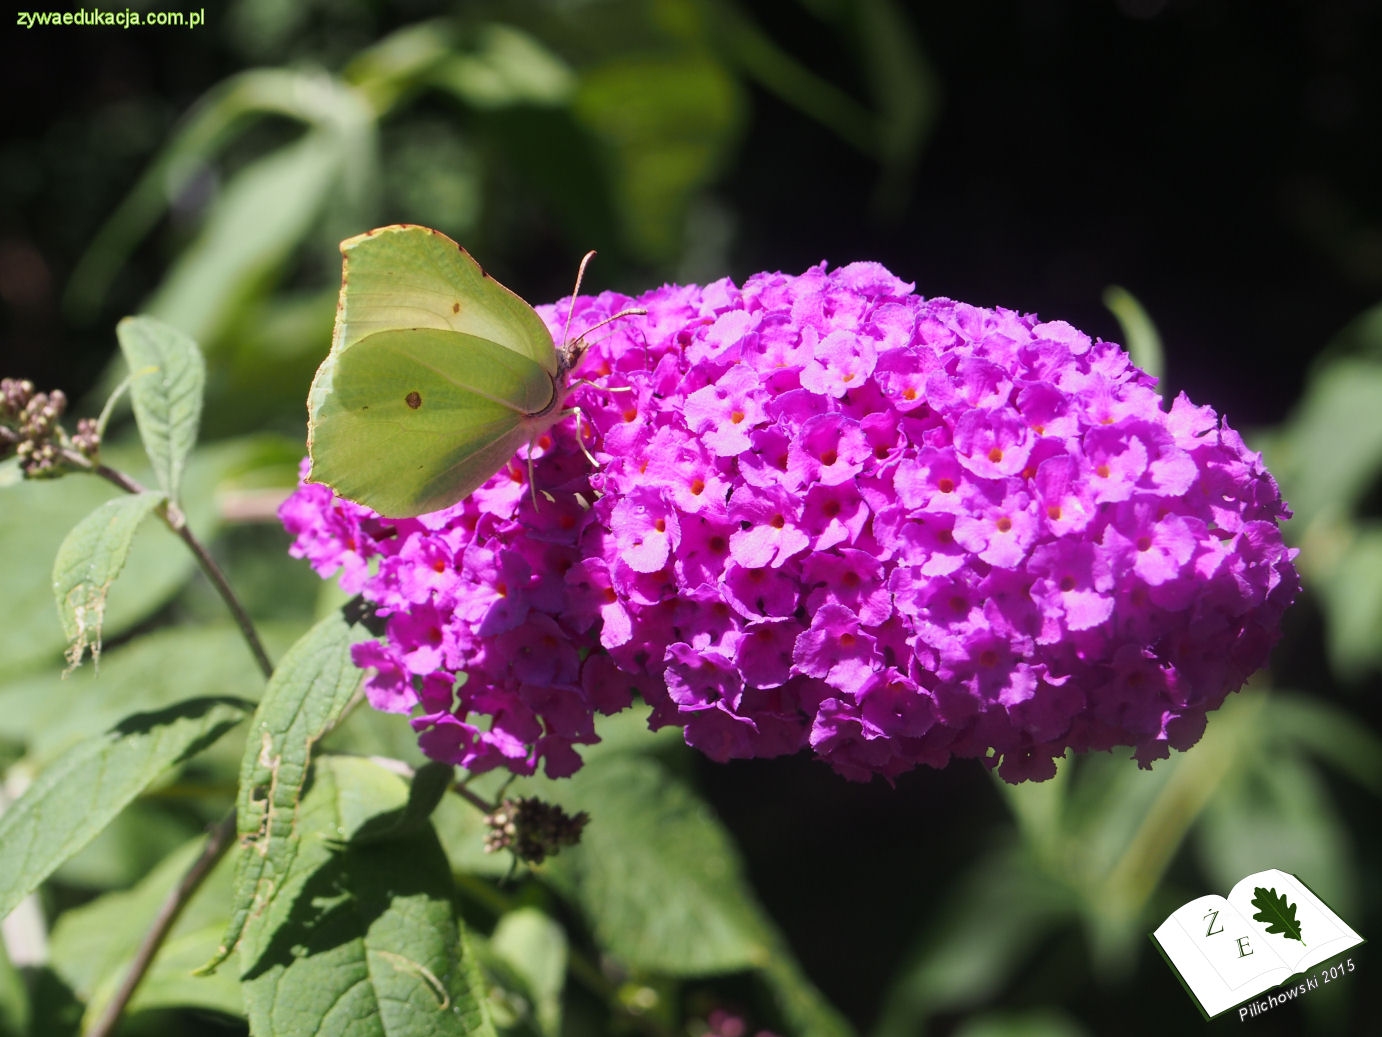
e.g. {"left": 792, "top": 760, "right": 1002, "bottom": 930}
{"left": 85, "top": 810, "right": 238, "bottom": 1037}
{"left": 453, "top": 780, "right": 498, "bottom": 815}
{"left": 159, "top": 495, "right": 274, "bottom": 679}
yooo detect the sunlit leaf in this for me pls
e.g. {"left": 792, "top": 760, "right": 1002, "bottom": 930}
{"left": 116, "top": 315, "right": 205, "bottom": 502}
{"left": 0, "top": 624, "right": 269, "bottom": 767}
{"left": 541, "top": 752, "right": 768, "bottom": 974}
{"left": 574, "top": 53, "right": 743, "bottom": 262}
{"left": 204, "top": 608, "right": 360, "bottom": 971}
{"left": 431, "top": 24, "right": 576, "bottom": 109}
{"left": 1311, "top": 524, "right": 1382, "bottom": 676}
{"left": 239, "top": 756, "right": 493, "bottom": 1037}
{"left": 67, "top": 68, "right": 372, "bottom": 321}
{"left": 50, "top": 491, "right": 165, "bottom": 671}
{"left": 1271, "top": 358, "right": 1382, "bottom": 529}
{"left": 0, "top": 439, "right": 259, "bottom": 676}
{"left": 1196, "top": 745, "right": 1355, "bottom": 917}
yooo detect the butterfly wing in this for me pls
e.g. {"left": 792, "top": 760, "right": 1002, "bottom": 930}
{"left": 330, "top": 224, "right": 559, "bottom": 376}
{"left": 308, "top": 327, "right": 556, "bottom": 518}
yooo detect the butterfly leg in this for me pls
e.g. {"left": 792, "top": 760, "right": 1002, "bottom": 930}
{"left": 524, "top": 445, "right": 542, "bottom": 509}
{"left": 566, "top": 406, "right": 600, "bottom": 469}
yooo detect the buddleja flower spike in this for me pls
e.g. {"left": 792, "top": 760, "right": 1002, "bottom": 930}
{"left": 285, "top": 262, "right": 1298, "bottom": 784}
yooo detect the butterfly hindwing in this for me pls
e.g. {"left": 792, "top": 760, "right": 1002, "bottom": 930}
{"left": 309, "top": 328, "right": 556, "bottom": 517}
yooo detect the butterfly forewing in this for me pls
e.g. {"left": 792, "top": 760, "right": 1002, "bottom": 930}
{"left": 333, "top": 225, "right": 559, "bottom": 376}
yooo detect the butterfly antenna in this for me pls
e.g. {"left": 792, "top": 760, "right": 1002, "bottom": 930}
{"left": 574, "top": 318, "right": 647, "bottom": 366}
{"left": 578, "top": 307, "right": 648, "bottom": 342}
{"left": 562, "top": 250, "right": 597, "bottom": 347}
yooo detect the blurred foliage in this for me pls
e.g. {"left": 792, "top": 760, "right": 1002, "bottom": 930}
{"left": 44, "top": 0, "right": 935, "bottom": 445}
{"left": 1, "top": 1, "right": 1380, "bottom": 1036}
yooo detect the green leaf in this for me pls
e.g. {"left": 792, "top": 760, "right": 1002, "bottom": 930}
{"left": 147, "top": 132, "right": 348, "bottom": 347}
{"left": 0, "top": 697, "right": 250, "bottom": 921}
{"left": 1199, "top": 707, "right": 1358, "bottom": 910}
{"left": 542, "top": 753, "right": 768, "bottom": 975}
{"left": 1264, "top": 693, "right": 1382, "bottom": 794}
{"left": 539, "top": 751, "right": 852, "bottom": 1036}
{"left": 490, "top": 907, "right": 567, "bottom": 1037}
{"left": 239, "top": 756, "right": 494, "bottom": 1037}
{"left": 1103, "top": 286, "right": 1165, "bottom": 388}
{"left": 0, "top": 624, "right": 271, "bottom": 768}
{"left": 116, "top": 315, "right": 206, "bottom": 502}
{"left": 0, "top": 438, "right": 255, "bottom": 676}
{"left": 1250, "top": 886, "right": 1306, "bottom": 946}
{"left": 49, "top": 836, "right": 243, "bottom": 1026}
{"left": 1271, "top": 357, "right": 1382, "bottom": 528}
{"left": 351, "top": 761, "right": 455, "bottom": 846}
{"left": 1312, "top": 523, "right": 1382, "bottom": 677}
{"left": 205, "top": 609, "right": 361, "bottom": 972}
{"left": 0, "top": 937, "right": 26, "bottom": 1037}
{"left": 66, "top": 67, "right": 372, "bottom": 323}
{"left": 873, "top": 849, "right": 1076, "bottom": 1037}
{"left": 431, "top": 24, "right": 575, "bottom": 109}
{"left": 574, "top": 53, "right": 743, "bottom": 262}
{"left": 50, "top": 491, "right": 166, "bottom": 671}
{"left": 706, "top": 0, "right": 873, "bottom": 155}
{"left": 853, "top": 0, "right": 940, "bottom": 211}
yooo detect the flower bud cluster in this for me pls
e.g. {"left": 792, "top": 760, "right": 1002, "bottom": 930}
{"left": 282, "top": 262, "right": 1298, "bottom": 783}
{"left": 483, "top": 796, "right": 589, "bottom": 864}
{"left": 0, "top": 378, "right": 94, "bottom": 477}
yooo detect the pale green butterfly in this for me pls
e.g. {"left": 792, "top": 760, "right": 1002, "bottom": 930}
{"left": 307, "top": 224, "right": 643, "bottom": 517}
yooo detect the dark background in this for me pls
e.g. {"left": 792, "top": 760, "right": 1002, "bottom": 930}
{"left": 5, "top": 2, "right": 1379, "bottom": 427}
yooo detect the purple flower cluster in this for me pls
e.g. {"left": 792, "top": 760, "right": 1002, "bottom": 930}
{"left": 281, "top": 262, "right": 1298, "bottom": 783}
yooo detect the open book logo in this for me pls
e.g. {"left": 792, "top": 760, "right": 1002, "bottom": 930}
{"left": 1150, "top": 869, "right": 1365, "bottom": 1020}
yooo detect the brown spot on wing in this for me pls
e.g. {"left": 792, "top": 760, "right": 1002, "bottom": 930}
{"left": 453, "top": 301, "right": 461, "bottom": 313}
{"left": 405, "top": 391, "right": 422, "bottom": 410}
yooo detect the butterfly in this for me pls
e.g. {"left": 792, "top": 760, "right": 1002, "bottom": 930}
{"left": 307, "top": 224, "right": 642, "bottom": 517}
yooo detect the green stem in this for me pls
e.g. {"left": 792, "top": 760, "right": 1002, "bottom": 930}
{"left": 453, "top": 779, "right": 498, "bottom": 816}
{"left": 1101, "top": 691, "right": 1265, "bottom": 912}
{"left": 159, "top": 495, "right": 274, "bottom": 679}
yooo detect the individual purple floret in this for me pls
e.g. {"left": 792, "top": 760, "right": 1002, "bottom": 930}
{"left": 281, "top": 262, "right": 1298, "bottom": 783}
